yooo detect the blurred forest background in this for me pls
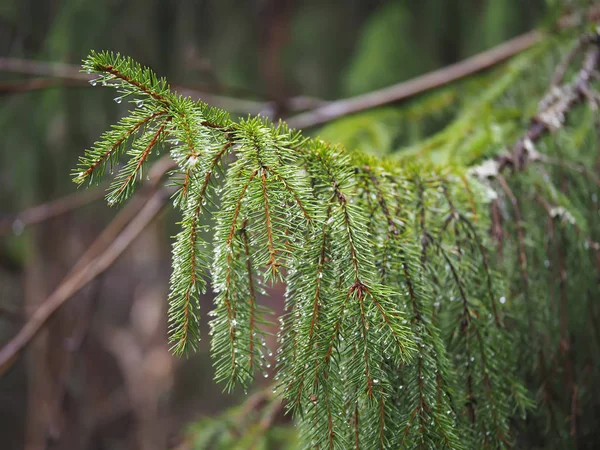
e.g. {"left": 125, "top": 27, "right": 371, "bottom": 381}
{"left": 0, "top": 0, "right": 556, "bottom": 449}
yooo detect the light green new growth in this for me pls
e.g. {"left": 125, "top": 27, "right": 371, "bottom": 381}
{"left": 75, "top": 31, "right": 600, "bottom": 449}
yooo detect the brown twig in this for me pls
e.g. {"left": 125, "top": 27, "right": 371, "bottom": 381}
{"left": 0, "top": 156, "right": 175, "bottom": 370}
{"left": 0, "top": 77, "right": 85, "bottom": 94}
{"left": 0, "top": 57, "right": 325, "bottom": 116}
{"left": 73, "top": 156, "right": 176, "bottom": 272}
{"left": 0, "top": 189, "right": 169, "bottom": 370}
{"left": 286, "top": 31, "right": 541, "bottom": 130}
{"left": 285, "top": 4, "right": 600, "bottom": 130}
{"left": 0, "top": 185, "right": 106, "bottom": 236}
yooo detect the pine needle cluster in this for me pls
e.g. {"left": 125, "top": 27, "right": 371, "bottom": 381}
{"left": 74, "top": 29, "right": 600, "bottom": 449}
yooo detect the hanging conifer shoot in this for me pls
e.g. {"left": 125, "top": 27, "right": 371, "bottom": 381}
{"left": 74, "top": 24, "right": 600, "bottom": 449}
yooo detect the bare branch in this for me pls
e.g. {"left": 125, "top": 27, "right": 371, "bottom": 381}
{"left": 286, "top": 31, "right": 541, "bottom": 130}
{"left": 0, "top": 157, "right": 176, "bottom": 370}
{"left": 0, "top": 57, "right": 324, "bottom": 116}
{"left": 0, "top": 190, "right": 169, "bottom": 370}
{"left": 0, "top": 186, "right": 105, "bottom": 236}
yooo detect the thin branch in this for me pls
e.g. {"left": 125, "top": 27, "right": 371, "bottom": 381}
{"left": 285, "top": 5, "right": 600, "bottom": 130}
{"left": 0, "top": 156, "right": 174, "bottom": 238}
{"left": 266, "top": 166, "right": 312, "bottom": 221}
{"left": 286, "top": 31, "right": 541, "bottom": 130}
{"left": 0, "top": 185, "right": 105, "bottom": 236}
{"left": 111, "top": 118, "right": 170, "bottom": 199}
{"left": 551, "top": 34, "right": 595, "bottom": 86}
{"left": 0, "top": 156, "right": 175, "bottom": 369}
{"left": 0, "top": 77, "right": 84, "bottom": 94}
{"left": 457, "top": 213, "right": 503, "bottom": 327}
{"left": 241, "top": 221, "right": 257, "bottom": 369}
{"left": 73, "top": 156, "right": 176, "bottom": 273}
{"left": 495, "top": 175, "right": 532, "bottom": 333}
{"left": 261, "top": 170, "right": 279, "bottom": 275}
{"left": 81, "top": 110, "right": 168, "bottom": 181}
{"left": 0, "top": 57, "right": 324, "bottom": 116}
{"left": 0, "top": 188, "right": 169, "bottom": 369}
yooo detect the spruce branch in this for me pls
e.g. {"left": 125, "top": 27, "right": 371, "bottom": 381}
{"left": 61, "top": 32, "right": 600, "bottom": 448}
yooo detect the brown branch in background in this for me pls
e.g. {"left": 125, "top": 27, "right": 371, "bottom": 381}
{"left": 0, "top": 148, "right": 176, "bottom": 239}
{"left": 0, "top": 56, "right": 325, "bottom": 116}
{"left": 570, "top": 384, "right": 579, "bottom": 438}
{"left": 0, "top": 190, "right": 169, "bottom": 370}
{"left": 2, "top": 6, "right": 599, "bottom": 130}
{"left": 0, "top": 30, "right": 555, "bottom": 132}
{"left": 73, "top": 156, "right": 176, "bottom": 272}
{"left": 0, "top": 78, "right": 84, "bottom": 94}
{"left": 0, "top": 185, "right": 106, "bottom": 236}
{"left": 0, "top": 157, "right": 176, "bottom": 370}
{"left": 286, "top": 31, "right": 542, "bottom": 130}
{"left": 285, "top": 5, "right": 600, "bottom": 130}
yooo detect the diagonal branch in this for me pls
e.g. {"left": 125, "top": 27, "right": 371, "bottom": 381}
{"left": 286, "top": 5, "right": 600, "bottom": 130}
{"left": 0, "top": 188, "right": 170, "bottom": 370}
{"left": 286, "top": 31, "right": 541, "bottom": 130}
{"left": 0, "top": 185, "right": 106, "bottom": 236}
{"left": 0, "top": 57, "right": 321, "bottom": 116}
{"left": 0, "top": 157, "right": 175, "bottom": 370}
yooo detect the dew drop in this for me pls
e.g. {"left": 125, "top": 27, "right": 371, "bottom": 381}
{"left": 114, "top": 97, "right": 122, "bottom": 104}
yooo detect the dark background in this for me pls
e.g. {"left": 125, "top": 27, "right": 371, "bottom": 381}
{"left": 0, "top": 1, "right": 547, "bottom": 449}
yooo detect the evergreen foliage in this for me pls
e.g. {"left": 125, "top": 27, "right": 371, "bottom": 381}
{"left": 74, "top": 24, "right": 600, "bottom": 449}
